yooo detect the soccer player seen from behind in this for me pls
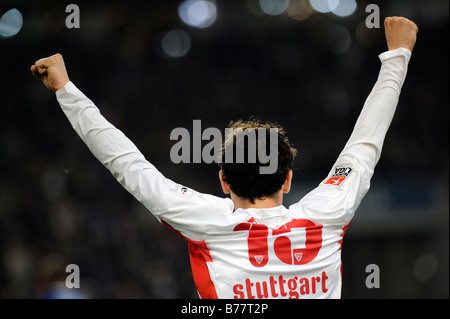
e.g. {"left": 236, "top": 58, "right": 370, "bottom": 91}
{"left": 31, "top": 17, "right": 418, "bottom": 299}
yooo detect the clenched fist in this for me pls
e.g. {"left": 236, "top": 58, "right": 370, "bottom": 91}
{"left": 30, "top": 53, "right": 70, "bottom": 92}
{"left": 384, "top": 16, "right": 419, "bottom": 52}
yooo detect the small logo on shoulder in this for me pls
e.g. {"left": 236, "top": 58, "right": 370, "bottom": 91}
{"left": 324, "top": 167, "right": 353, "bottom": 187}
{"left": 169, "top": 184, "right": 194, "bottom": 196}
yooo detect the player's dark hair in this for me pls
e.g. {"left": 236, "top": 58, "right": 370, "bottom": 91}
{"left": 218, "top": 118, "right": 297, "bottom": 204}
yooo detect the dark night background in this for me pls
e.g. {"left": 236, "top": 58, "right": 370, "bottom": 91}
{"left": 0, "top": 0, "right": 448, "bottom": 298}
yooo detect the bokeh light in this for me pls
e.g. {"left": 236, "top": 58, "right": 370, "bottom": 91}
{"left": 309, "top": 0, "right": 339, "bottom": 13}
{"left": 413, "top": 254, "right": 439, "bottom": 283}
{"left": 160, "top": 29, "right": 191, "bottom": 58}
{"left": 178, "top": 0, "right": 217, "bottom": 29}
{"left": 259, "top": 0, "right": 289, "bottom": 16}
{"left": 331, "top": 0, "right": 357, "bottom": 17}
{"left": 287, "top": 0, "right": 314, "bottom": 21}
{"left": 326, "top": 25, "right": 351, "bottom": 53}
{"left": 0, "top": 8, "right": 23, "bottom": 38}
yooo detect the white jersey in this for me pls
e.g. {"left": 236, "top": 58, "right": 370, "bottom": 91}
{"left": 55, "top": 48, "right": 411, "bottom": 299}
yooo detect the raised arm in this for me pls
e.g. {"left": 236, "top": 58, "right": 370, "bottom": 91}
{"left": 30, "top": 54, "right": 229, "bottom": 239}
{"left": 339, "top": 17, "right": 418, "bottom": 168}
{"left": 298, "top": 17, "right": 418, "bottom": 225}
{"left": 30, "top": 53, "right": 179, "bottom": 217}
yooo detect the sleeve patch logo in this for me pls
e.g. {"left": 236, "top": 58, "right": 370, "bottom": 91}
{"left": 169, "top": 184, "right": 194, "bottom": 196}
{"left": 323, "top": 167, "right": 353, "bottom": 186}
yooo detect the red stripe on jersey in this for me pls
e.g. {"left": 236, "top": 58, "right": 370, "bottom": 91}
{"left": 187, "top": 240, "right": 218, "bottom": 299}
{"left": 338, "top": 222, "right": 350, "bottom": 250}
{"left": 339, "top": 221, "right": 350, "bottom": 297}
{"left": 161, "top": 219, "right": 218, "bottom": 299}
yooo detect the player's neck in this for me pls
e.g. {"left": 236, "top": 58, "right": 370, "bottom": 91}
{"left": 231, "top": 191, "right": 283, "bottom": 210}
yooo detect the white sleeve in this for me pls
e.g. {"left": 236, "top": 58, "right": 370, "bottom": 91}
{"left": 339, "top": 48, "right": 411, "bottom": 168}
{"left": 55, "top": 83, "right": 230, "bottom": 239}
{"left": 294, "top": 48, "right": 412, "bottom": 226}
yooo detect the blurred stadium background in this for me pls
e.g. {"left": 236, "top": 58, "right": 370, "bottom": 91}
{"left": 0, "top": 0, "right": 448, "bottom": 298}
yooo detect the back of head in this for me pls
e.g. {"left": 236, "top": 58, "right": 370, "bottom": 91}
{"left": 218, "top": 118, "right": 297, "bottom": 204}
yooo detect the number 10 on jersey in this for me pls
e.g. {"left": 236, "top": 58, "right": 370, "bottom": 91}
{"left": 234, "top": 219, "right": 323, "bottom": 267}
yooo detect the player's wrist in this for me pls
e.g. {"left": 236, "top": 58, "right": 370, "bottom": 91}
{"left": 53, "top": 79, "right": 70, "bottom": 92}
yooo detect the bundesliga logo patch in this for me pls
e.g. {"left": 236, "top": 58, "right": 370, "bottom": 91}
{"left": 323, "top": 167, "right": 353, "bottom": 186}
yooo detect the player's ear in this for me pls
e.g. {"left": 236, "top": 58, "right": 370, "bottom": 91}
{"left": 282, "top": 169, "right": 293, "bottom": 194}
{"left": 219, "top": 170, "right": 231, "bottom": 194}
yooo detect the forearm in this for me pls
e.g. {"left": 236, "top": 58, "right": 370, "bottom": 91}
{"left": 55, "top": 82, "right": 164, "bottom": 207}
{"left": 302, "top": 48, "right": 412, "bottom": 225}
{"left": 338, "top": 48, "right": 412, "bottom": 168}
{"left": 56, "top": 82, "right": 139, "bottom": 168}
{"left": 54, "top": 82, "right": 224, "bottom": 232}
